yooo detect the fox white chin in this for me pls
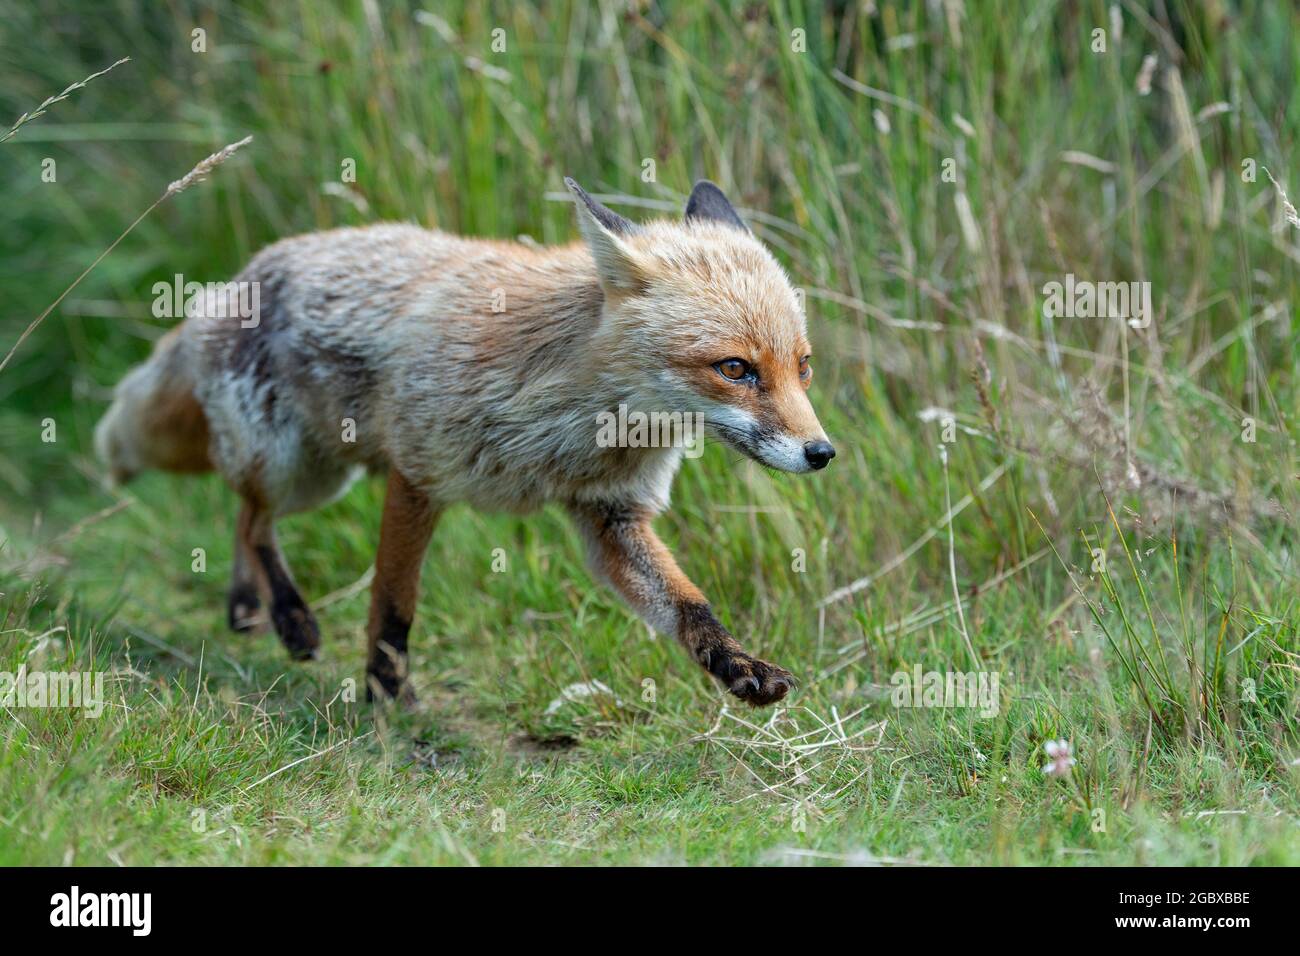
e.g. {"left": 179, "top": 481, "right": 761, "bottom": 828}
{"left": 704, "top": 410, "right": 835, "bottom": 474}
{"left": 750, "top": 435, "right": 823, "bottom": 473}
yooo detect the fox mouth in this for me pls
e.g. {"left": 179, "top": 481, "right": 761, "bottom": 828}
{"left": 710, "top": 420, "right": 823, "bottom": 474}
{"left": 709, "top": 418, "right": 759, "bottom": 449}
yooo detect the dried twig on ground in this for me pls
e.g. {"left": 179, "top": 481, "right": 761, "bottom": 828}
{"left": 697, "top": 703, "right": 886, "bottom": 807}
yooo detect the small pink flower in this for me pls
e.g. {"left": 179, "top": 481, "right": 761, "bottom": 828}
{"left": 1043, "top": 739, "right": 1076, "bottom": 777}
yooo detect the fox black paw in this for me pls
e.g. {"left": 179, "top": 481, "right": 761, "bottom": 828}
{"left": 714, "top": 653, "right": 794, "bottom": 707}
{"left": 271, "top": 601, "right": 321, "bottom": 661}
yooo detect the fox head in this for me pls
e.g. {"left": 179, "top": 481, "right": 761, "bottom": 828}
{"left": 566, "top": 177, "right": 835, "bottom": 473}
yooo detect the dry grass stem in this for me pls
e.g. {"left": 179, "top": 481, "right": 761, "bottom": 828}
{"left": 1, "top": 57, "right": 130, "bottom": 145}
{"left": 0, "top": 136, "right": 252, "bottom": 376}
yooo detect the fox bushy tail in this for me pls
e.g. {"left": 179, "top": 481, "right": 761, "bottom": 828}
{"left": 94, "top": 327, "right": 212, "bottom": 483}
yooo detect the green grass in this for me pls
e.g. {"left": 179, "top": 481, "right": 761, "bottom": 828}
{"left": 0, "top": 0, "right": 1297, "bottom": 865}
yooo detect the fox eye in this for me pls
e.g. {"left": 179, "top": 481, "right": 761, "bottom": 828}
{"left": 799, "top": 355, "right": 812, "bottom": 380}
{"left": 715, "top": 358, "right": 752, "bottom": 382}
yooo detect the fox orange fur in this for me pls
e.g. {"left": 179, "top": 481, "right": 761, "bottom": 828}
{"left": 95, "top": 179, "right": 835, "bottom": 705}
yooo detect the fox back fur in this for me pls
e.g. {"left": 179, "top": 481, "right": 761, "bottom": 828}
{"left": 96, "top": 179, "right": 835, "bottom": 706}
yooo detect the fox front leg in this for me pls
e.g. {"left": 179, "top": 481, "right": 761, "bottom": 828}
{"left": 568, "top": 500, "right": 794, "bottom": 706}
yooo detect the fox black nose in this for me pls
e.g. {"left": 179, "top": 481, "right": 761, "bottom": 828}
{"left": 804, "top": 441, "right": 836, "bottom": 470}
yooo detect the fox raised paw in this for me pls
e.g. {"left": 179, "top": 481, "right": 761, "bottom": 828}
{"left": 711, "top": 652, "right": 795, "bottom": 707}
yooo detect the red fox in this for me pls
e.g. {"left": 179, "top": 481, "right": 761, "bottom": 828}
{"left": 95, "top": 179, "right": 835, "bottom": 706}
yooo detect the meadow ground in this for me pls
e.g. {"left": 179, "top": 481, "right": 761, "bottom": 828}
{"left": 0, "top": 1, "right": 1297, "bottom": 865}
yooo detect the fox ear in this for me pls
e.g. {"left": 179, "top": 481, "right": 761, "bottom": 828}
{"left": 684, "top": 180, "right": 749, "bottom": 233}
{"left": 564, "top": 177, "right": 646, "bottom": 293}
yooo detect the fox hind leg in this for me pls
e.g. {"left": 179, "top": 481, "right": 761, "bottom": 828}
{"left": 228, "top": 501, "right": 265, "bottom": 633}
{"left": 365, "top": 469, "right": 439, "bottom": 703}
{"left": 238, "top": 495, "right": 321, "bottom": 660}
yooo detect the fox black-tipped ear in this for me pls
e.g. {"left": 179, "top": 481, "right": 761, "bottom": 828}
{"left": 684, "top": 180, "right": 749, "bottom": 232}
{"left": 565, "top": 177, "right": 646, "bottom": 293}
{"left": 564, "top": 177, "right": 638, "bottom": 237}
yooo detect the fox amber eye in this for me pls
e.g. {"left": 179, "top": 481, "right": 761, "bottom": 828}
{"left": 799, "top": 355, "right": 812, "bottom": 380}
{"left": 716, "top": 358, "right": 751, "bottom": 381}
